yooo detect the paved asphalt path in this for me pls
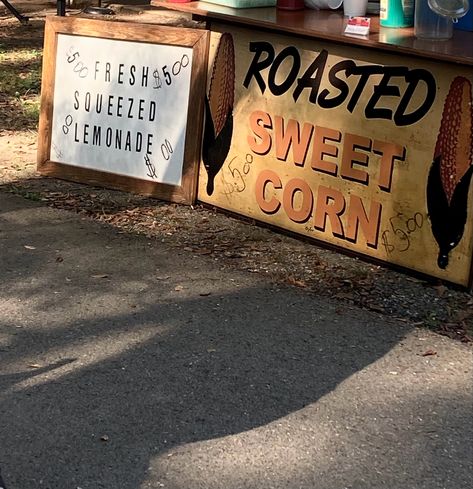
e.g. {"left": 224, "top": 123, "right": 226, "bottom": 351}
{"left": 0, "top": 192, "right": 472, "bottom": 489}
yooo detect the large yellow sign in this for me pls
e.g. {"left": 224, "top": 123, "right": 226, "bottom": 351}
{"left": 198, "top": 24, "right": 473, "bottom": 286}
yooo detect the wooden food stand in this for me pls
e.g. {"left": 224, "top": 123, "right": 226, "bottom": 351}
{"left": 151, "top": 2, "right": 473, "bottom": 287}
{"left": 38, "top": 3, "right": 473, "bottom": 286}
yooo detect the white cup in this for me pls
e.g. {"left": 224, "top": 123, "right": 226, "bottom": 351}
{"left": 304, "top": 0, "right": 343, "bottom": 9}
{"left": 343, "top": 0, "right": 368, "bottom": 16}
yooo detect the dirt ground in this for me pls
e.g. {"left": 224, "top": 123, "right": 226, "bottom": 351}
{"left": 0, "top": 1, "right": 472, "bottom": 342}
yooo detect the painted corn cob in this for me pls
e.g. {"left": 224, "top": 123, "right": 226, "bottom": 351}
{"left": 202, "top": 33, "right": 235, "bottom": 196}
{"left": 427, "top": 76, "right": 473, "bottom": 269}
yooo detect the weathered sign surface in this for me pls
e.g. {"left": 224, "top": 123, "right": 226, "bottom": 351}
{"left": 198, "top": 24, "right": 473, "bottom": 286}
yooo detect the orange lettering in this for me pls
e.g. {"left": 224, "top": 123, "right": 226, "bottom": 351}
{"left": 311, "top": 126, "right": 341, "bottom": 176}
{"left": 255, "top": 169, "right": 282, "bottom": 214}
{"left": 313, "top": 186, "right": 345, "bottom": 237}
{"left": 346, "top": 195, "right": 382, "bottom": 248}
{"left": 247, "top": 110, "right": 272, "bottom": 155}
{"left": 341, "top": 133, "right": 371, "bottom": 185}
{"left": 274, "top": 116, "right": 313, "bottom": 166}
{"left": 283, "top": 178, "right": 313, "bottom": 223}
{"left": 373, "top": 140, "right": 405, "bottom": 192}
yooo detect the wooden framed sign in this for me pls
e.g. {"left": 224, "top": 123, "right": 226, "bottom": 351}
{"left": 198, "top": 24, "right": 473, "bottom": 287}
{"left": 38, "top": 17, "right": 209, "bottom": 204}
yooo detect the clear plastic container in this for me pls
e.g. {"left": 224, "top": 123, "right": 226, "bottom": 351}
{"left": 428, "top": 0, "right": 469, "bottom": 19}
{"left": 415, "top": 0, "right": 454, "bottom": 39}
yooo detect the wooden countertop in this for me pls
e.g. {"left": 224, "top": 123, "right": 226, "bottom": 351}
{"left": 151, "top": 1, "right": 473, "bottom": 66}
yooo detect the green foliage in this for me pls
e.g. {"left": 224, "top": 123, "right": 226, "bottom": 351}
{"left": 7, "top": 186, "right": 42, "bottom": 201}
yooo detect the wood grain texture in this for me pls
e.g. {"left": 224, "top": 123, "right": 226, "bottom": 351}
{"left": 45, "top": 15, "right": 205, "bottom": 47}
{"left": 39, "top": 160, "right": 192, "bottom": 203}
{"left": 37, "top": 16, "right": 209, "bottom": 205}
{"left": 181, "top": 29, "right": 210, "bottom": 203}
{"left": 37, "top": 18, "right": 58, "bottom": 169}
{"left": 151, "top": 1, "right": 473, "bottom": 66}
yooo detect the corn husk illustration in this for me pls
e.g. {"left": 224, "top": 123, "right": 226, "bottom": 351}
{"left": 427, "top": 76, "right": 473, "bottom": 269}
{"left": 202, "top": 33, "right": 235, "bottom": 196}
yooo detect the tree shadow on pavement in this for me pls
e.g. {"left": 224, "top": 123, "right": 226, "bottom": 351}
{"left": 0, "top": 192, "right": 471, "bottom": 489}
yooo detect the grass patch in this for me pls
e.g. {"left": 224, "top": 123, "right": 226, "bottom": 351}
{"left": 7, "top": 185, "right": 42, "bottom": 201}
{"left": 0, "top": 47, "right": 42, "bottom": 130}
{"left": 21, "top": 98, "right": 41, "bottom": 120}
{"left": 0, "top": 48, "right": 42, "bottom": 96}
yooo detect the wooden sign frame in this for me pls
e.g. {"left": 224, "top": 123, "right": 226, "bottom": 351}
{"left": 37, "top": 16, "right": 209, "bottom": 204}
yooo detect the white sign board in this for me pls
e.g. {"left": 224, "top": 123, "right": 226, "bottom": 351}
{"left": 38, "top": 17, "right": 209, "bottom": 204}
{"left": 51, "top": 34, "right": 193, "bottom": 186}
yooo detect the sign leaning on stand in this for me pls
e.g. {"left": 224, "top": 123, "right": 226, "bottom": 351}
{"left": 38, "top": 17, "right": 209, "bottom": 204}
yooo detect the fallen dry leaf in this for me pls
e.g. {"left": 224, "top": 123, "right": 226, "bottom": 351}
{"left": 174, "top": 285, "right": 184, "bottom": 291}
{"left": 435, "top": 285, "right": 448, "bottom": 297}
{"left": 422, "top": 349, "right": 437, "bottom": 357}
{"left": 287, "top": 277, "right": 307, "bottom": 288}
{"left": 28, "top": 364, "right": 41, "bottom": 368}
{"left": 24, "top": 245, "right": 36, "bottom": 250}
{"left": 100, "top": 435, "right": 109, "bottom": 442}
{"left": 455, "top": 310, "right": 473, "bottom": 321}
{"left": 91, "top": 274, "right": 109, "bottom": 279}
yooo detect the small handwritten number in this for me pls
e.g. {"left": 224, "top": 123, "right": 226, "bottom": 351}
{"left": 155, "top": 55, "right": 190, "bottom": 88}
{"left": 172, "top": 54, "right": 190, "bottom": 76}
{"left": 415, "top": 212, "right": 423, "bottom": 228}
{"left": 243, "top": 153, "right": 253, "bottom": 175}
{"left": 66, "top": 47, "right": 88, "bottom": 78}
{"left": 67, "top": 51, "right": 79, "bottom": 64}
{"left": 62, "top": 114, "right": 73, "bottom": 135}
{"left": 220, "top": 155, "right": 254, "bottom": 195}
{"left": 382, "top": 212, "right": 424, "bottom": 254}
{"left": 181, "top": 54, "right": 189, "bottom": 68}
{"left": 395, "top": 229, "right": 410, "bottom": 252}
{"left": 160, "top": 139, "right": 173, "bottom": 161}
{"left": 405, "top": 212, "right": 423, "bottom": 233}
{"left": 73, "top": 61, "right": 88, "bottom": 78}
